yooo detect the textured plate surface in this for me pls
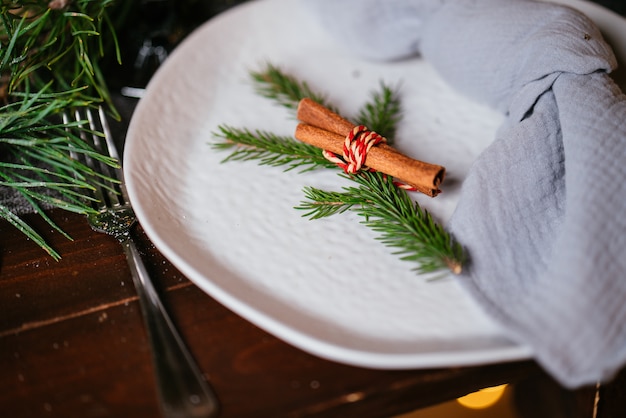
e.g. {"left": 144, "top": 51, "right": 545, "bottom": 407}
{"left": 124, "top": 0, "right": 624, "bottom": 368}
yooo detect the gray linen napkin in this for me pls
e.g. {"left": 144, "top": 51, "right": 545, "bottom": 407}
{"left": 305, "top": 0, "right": 626, "bottom": 388}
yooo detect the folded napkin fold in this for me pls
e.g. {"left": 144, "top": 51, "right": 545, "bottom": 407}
{"left": 306, "top": 0, "right": 626, "bottom": 388}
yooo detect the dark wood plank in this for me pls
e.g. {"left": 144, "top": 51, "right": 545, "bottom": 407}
{"left": 0, "top": 275, "right": 543, "bottom": 418}
{"left": 0, "top": 210, "right": 185, "bottom": 335}
{"left": 162, "top": 284, "right": 544, "bottom": 418}
{"left": 0, "top": 286, "right": 542, "bottom": 418}
{"left": 0, "top": 299, "right": 160, "bottom": 417}
{"left": 0, "top": 209, "right": 620, "bottom": 418}
{"left": 0, "top": 210, "right": 536, "bottom": 417}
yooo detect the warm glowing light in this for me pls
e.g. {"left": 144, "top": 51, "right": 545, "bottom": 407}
{"left": 456, "top": 384, "right": 507, "bottom": 409}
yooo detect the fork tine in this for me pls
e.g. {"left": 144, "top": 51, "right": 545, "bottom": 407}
{"left": 65, "top": 106, "right": 128, "bottom": 211}
{"left": 63, "top": 109, "right": 103, "bottom": 210}
{"left": 62, "top": 111, "right": 79, "bottom": 162}
{"left": 80, "top": 107, "right": 124, "bottom": 209}
{"left": 95, "top": 106, "right": 132, "bottom": 205}
{"left": 96, "top": 106, "right": 121, "bottom": 162}
{"left": 70, "top": 109, "right": 109, "bottom": 211}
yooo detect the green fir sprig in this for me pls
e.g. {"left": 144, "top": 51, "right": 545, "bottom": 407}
{"left": 298, "top": 172, "right": 464, "bottom": 274}
{"left": 0, "top": 87, "right": 118, "bottom": 259}
{"left": 213, "top": 125, "right": 336, "bottom": 172}
{"left": 215, "top": 66, "right": 403, "bottom": 172}
{"left": 0, "top": 0, "right": 120, "bottom": 110}
{"left": 355, "top": 81, "right": 402, "bottom": 146}
{"left": 250, "top": 63, "right": 333, "bottom": 112}
{"left": 214, "top": 64, "right": 465, "bottom": 275}
{"left": 0, "top": 0, "right": 121, "bottom": 259}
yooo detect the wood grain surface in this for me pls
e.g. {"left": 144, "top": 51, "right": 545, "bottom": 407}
{"left": 1, "top": 210, "right": 621, "bottom": 417}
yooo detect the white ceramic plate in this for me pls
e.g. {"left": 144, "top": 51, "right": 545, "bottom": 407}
{"left": 124, "top": 0, "right": 624, "bottom": 369}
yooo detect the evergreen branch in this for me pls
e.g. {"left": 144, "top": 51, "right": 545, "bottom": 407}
{"left": 0, "top": 87, "right": 116, "bottom": 258}
{"left": 297, "top": 187, "right": 362, "bottom": 219}
{"left": 0, "top": 0, "right": 118, "bottom": 103}
{"left": 214, "top": 65, "right": 465, "bottom": 275}
{"left": 297, "top": 171, "right": 465, "bottom": 274}
{"left": 212, "top": 125, "right": 336, "bottom": 172}
{"left": 355, "top": 82, "right": 402, "bottom": 144}
{"left": 212, "top": 64, "right": 338, "bottom": 172}
{"left": 0, "top": 204, "right": 61, "bottom": 260}
{"left": 250, "top": 63, "right": 335, "bottom": 113}
{"left": 0, "top": 0, "right": 122, "bottom": 258}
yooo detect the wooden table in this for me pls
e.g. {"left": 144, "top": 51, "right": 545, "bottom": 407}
{"left": 2, "top": 208, "right": 625, "bottom": 417}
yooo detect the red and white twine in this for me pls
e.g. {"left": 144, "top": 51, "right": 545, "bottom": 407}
{"left": 322, "top": 125, "right": 385, "bottom": 174}
{"left": 323, "top": 125, "right": 416, "bottom": 191}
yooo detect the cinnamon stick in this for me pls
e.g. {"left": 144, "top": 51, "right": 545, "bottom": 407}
{"left": 297, "top": 98, "right": 355, "bottom": 136}
{"left": 295, "top": 98, "right": 445, "bottom": 197}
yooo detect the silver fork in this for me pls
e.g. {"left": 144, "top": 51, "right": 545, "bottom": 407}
{"left": 65, "top": 107, "right": 220, "bottom": 418}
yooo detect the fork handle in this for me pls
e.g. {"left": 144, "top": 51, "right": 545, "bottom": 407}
{"left": 121, "top": 239, "right": 220, "bottom": 418}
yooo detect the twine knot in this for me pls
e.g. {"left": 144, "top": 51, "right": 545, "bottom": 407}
{"left": 322, "top": 125, "right": 416, "bottom": 191}
{"left": 322, "top": 125, "right": 386, "bottom": 173}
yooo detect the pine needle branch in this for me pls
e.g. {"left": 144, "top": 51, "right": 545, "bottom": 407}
{"left": 215, "top": 64, "right": 466, "bottom": 275}
{"left": 355, "top": 82, "right": 403, "bottom": 144}
{"left": 297, "top": 187, "right": 362, "bottom": 219}
{"left": 0, "top": 0, "right": 121, "bottom": 258}
{"left": 297, "top": 171, "right": 465, "bottom": 274}
{"left": 250, "top": 63, "right": 334, "bottom": 112}
{"left": 212, "top": 125, "right": 336, "bottom": 172}
{"left": 0, "top": 0, "right": 119, "bottom": 110}
{"left": 213, "top": 66, "right": 402, "bottom": 172}
{"left": 0, "top": 89, "right": 119, "bottom": 262}
{"left": 0, "top": 204, "right": 61, "bottom": 259}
